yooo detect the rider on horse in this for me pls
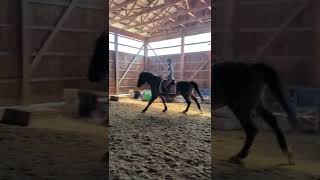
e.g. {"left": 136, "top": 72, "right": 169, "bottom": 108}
{"left": 163, "top": 58, "right": 174, "bottom": 93}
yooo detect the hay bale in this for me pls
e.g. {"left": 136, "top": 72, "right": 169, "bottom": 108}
{"left": 1, "top": 108, "right": 30, "bottom": 126}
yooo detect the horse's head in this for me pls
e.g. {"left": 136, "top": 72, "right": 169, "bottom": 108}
{"left": 137, "top": 72, "right": 147, "bottom": 87}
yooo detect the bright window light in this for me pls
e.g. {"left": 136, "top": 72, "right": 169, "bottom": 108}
{"left": 109, "top": 42, "right": 115, "bottom": 51}
{"left": 118, "top": 35, "right": 143, "bottom": 48}
{"left": 109, "top": 33, "right": 114, "bottom": 43}
{"left": 148, "top": 50, "right": 156, "bottom": 57}
{"left": 149, "top": 37, "right": 181, "bottom": 49}
{"left": 184, "top": 42, "right": 211, "bottom": 53}
{"left": 148, "top": 46, "right": 181, "bottom": 56}
{"left": 185, "top": 32, "right": 211, "bottom": 44}
{"left": 118, "top": 45, "right": 144, "bottom": 55}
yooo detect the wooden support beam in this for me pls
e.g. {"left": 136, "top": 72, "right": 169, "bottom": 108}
{"left": 181, "top": 30, "right": 185, "bottom": 80}
{"left": 189, "top": 60, "right": 209, "bottom": 80}
{"left": 255, "top": 2, "right": 309, "bottom": 57}
{"left": 21, "top": 0, "right": 32, "bottom": 105}
{"left": 31, "top": 77, "right": 86, "bottom": 82}
{"left": 31, "top": 0, "right": 78, "bottom": 70}
{"left": 147, "top": 44, "right": 167, "bottom": 70}
{"left": 28, "top": 0, "right": 104, "bottom": 10}
{"left": 149, "top": 23, "right": 210, "bottom": 41}
{"left": 208, "top": 51, "right": 211, "bottom": 89}
{"left": 26, "top": 25, "right": 101, "bottom": 33}
{"left": 110, "top": 0, "right": 137, "bottom": 12}
{"left": 240, "top": 27, "right": 313, "bottom": 32}
{"left": 118, "top": 45, "right": 144, "bottom": 86}
{"left": 109, "top": 26, "right": 146, "bottom": 41}
{"left": 312, "top": 0, "right": 320, "bottom": 86}
{"left": 240, "top": 0, "right": 306, "bottom": 5}
{"left": 144, "top": 39, "right": 149, "bottom": 70}
{"left": 125, "top": 4, "right": 210, "bottom": 29}
{"left": 115, "top": 0, "right": 185, "bottom": 22}
{"left": 115, "top": 33, "right": 119, "bottom": 95}
{"left": 148, "top": 14, "right": 211, "bottom": 32}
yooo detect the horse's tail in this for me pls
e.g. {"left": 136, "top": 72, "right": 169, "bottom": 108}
{"left": 252, "top": 63, "right": 298, "bottom": 130}
{"left": 190, "top": 81, "right": 204, "bottom": 102}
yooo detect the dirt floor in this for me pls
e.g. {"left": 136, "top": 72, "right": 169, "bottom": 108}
{"left": 213, "top": 130, "right": 320, "bottom": 180}
{"left": 109, "top": 98, "right": 211, "bottom": 179}
{"left": 0, "top": 106, "right": 107, "bottom": 180}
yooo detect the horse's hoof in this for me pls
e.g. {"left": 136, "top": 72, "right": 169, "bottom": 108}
{"left": 182, "top": 111, "right": 187, "bottom": 114}
{"left": 228, "top": 156, "right": 242, "bottom": 164}
{"left": 141, "top": 110, "right": 146, "bottom": 113}
{"left": 200, "top": 110, "right": 204, "bottom": 114}
{"left": 286, "top": 151, "right": 295, "bottom": 165}
{"left": 162, "top": 109, "right": 167, "bottom": 112}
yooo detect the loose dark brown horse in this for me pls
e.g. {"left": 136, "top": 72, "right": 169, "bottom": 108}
{"left": 213, "top": 61, "right": 298, "bottom": 165}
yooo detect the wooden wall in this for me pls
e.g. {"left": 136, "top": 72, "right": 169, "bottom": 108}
{"left": 214, "top": 0, "right": 316, "bottom": 87}
{"left": 0, "top": 0, "right": 22, "bottom": 106}
{"left": 0, "top": 0, "right": 106, "bottom": 106}
{"left": 109, "top": 50, "right": 144, "bottom": 95}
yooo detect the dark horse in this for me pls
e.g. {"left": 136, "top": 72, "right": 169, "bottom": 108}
{"left": 213, "top": 61, "right": 298, "bottom": 165}
{"left": 137, "top": 71, "right": 204, "bottom": 113}
{"left": 88, "top": 30, "right": 108, "bottom": 82}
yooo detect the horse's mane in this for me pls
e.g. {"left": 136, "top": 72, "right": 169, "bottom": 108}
{"left": 88, "top": 30, "right": 108, "bottom": 82}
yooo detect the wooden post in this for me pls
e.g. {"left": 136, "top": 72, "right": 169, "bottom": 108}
{"left": 144, "top": 38, "right": 149, "bottom": 71}
{"left": 114, "top": 33, "right": 119, "bottom": 95}
{"left": 208, "top": 51, "right": 211, "bottom": 89}
{"left": 21, "top": 0, "right": 31, "bottom": 105}
{"left": 180, "top": 30, "right": 185, "bottom": 81}
{"left": 313, "top": 0, "right": 320, "bottom": 86}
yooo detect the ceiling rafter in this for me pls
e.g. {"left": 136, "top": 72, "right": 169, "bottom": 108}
{"left": 113, "top": 0, "right": 185, "bottom": 23}
{"left": 125, "top": 3, "right": 210, "bottom": 29}
{"left": 110, "top": 0, "right": 137, "bottom": 12}
{"left": 147, "top": 14, "right": 211, "bottom": 32}
{"left": 110, "top": 0, "right": 211, "bottom": 37}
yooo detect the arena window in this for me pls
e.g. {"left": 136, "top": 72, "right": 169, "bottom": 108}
{"left": 184, "top": 32, "right": 211, "bottom": 53}
{"left": 148, "top": 37, "right": 181, "bottom": 56}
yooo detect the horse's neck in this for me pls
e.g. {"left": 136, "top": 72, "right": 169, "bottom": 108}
{"left": 146, "top": 75, "right": 161, "bottom": 89}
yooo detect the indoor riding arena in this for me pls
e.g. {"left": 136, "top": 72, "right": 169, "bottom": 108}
{"left": 0, "top": 0, "right": 107, "bottom": 179}
{"left": 214, "top": 0, "right": 320, "bottom": 179}
{"left": 108, "top": 0, "right": 211, "bottom": 179}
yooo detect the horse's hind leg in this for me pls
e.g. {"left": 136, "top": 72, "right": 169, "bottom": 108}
{"left": 191, "top": 94, "right": 202, "bottom": 113}
{"left": 229, "top": 106, "right": 258, "bottom": 163}
{"left": 159, "top": 96, "right": 168, "bottom": 112}
{"left": 257, "top": 105, "right": 294, "bottom": 165}
{"left": 181, "top": 94, "right": 191, "bottom": 113}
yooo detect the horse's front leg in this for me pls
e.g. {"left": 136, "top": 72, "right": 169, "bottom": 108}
{"left": 141, "top": 96, "right": 157, "bottom": 113}
{"left": 159, "top": 96, "right": 167, "bottom": 112}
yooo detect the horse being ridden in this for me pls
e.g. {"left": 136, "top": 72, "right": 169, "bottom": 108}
{"left": 213, "top": 61, "right": 298, "bottom": 165}
{"left": 137, "top": 71, "right": 204, "bottom": 113}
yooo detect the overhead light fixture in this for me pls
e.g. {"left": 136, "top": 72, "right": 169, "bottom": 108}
{"left": 180, "top": 24, "right": 186, "bottom": 27}
{"left": 200, "top": 0, "right": 206, "bottom": 3}
{"left": 199, "top": 19, "right": 204, "bottom": 23}
{"left": 208, "top": 6, "right": 211, "bottom": 10}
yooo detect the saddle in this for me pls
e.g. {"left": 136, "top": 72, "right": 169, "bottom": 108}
{"left": 160, "top": 79, "right": 176, "bottom": 95}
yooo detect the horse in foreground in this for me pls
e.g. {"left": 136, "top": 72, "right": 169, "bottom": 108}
{"left": 137, "top": 72, "right": 204, "bottom": 113}
{"left": 88, "top": 30, "right": 108, "bottom": 82}
{"left": 213, "top": 62, "right": 298, "bottom": 165}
